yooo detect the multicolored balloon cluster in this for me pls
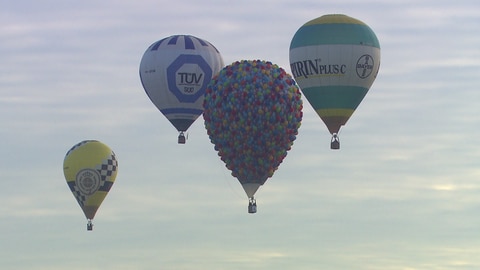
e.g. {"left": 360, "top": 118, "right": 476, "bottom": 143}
{"left": 203, "top": 60, "right": 303, "bottom": 185}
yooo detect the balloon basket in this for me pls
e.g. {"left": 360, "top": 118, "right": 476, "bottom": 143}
{"left": 248, "top": 198, "right": 257, "bottom": 214}
{"left": 87, "top": 220, "right": 93, "bottom": 231}
{"left": 330, "top": 134, "right": 340, "bottom": 150}
{"left": 178, "top": 132, "right": 186, "bottom": 144}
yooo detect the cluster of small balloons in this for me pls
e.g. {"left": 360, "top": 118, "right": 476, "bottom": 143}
{"left": 203, "top": 60, "right": 303, "bottom": 184}
{"left": 65, "top": 14, "right": 381, "bottom": 224}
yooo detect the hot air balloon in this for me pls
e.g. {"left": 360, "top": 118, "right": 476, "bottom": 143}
{"left": 203, "top": 60, "right": 303, "bottom": 213}
{"left": 63, "top": 140, "right": 118, "bottom": 230}
{"left": 289, "top": 14, "right": 380, "bottom": 149}
{"left": 140, "top": 35, "right": 224, "bottom": 144}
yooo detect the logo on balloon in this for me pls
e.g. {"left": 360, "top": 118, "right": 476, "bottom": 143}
{"left": 75, "top": 169, "right": 101, "bottom": 195}
{"left": 356, "top": 54, "right": 374, "bottom": 79}
{"left": 290, "top": 59, "right": 346, "bottom": 79}
{"left": 167, "top": 54, "right": 213, "bottom": 103}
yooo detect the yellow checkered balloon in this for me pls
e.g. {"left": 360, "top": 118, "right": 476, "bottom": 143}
{"left": 63, "top": 140, "right": 118, "bottom": 230}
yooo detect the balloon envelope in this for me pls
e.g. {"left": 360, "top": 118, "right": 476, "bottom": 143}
{"left": 203, "top": 60, "right": 303, "bottom": 200}
{"left": 289, "top": 14, "right": 380, "bottom": 147}
{"left": 63, "top": 140, "right": 118, "bottom": 224}
{"left": 139, "top": 35, "right": 224, "bottom": 142}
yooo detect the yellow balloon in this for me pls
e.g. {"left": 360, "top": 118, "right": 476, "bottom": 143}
{"left": 63, "top": 140, "right": 118, "bottom": 230}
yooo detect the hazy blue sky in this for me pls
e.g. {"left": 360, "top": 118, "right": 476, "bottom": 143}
{"left": 2, "top": 0, "right": 480, "bottom": 269}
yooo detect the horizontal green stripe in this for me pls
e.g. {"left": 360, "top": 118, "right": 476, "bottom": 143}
{"left": 301, "top": 85, "right": 369, "bottom": 109}
{"left": 290, "top": 23, "right": 380, "bottom": 49}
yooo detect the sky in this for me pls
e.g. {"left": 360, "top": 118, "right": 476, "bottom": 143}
{"left": 1, "top": 0, "right": 480, "bottom": 269}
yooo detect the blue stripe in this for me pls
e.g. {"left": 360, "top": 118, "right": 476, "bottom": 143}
{"left": 160, "top": 108, "right": 203, "bottom": 115}
{"left": 191, "top": 36, "right": 220, "bottom": 52}
{"left": 168, "top": 35, "right": 179, "bottom": 45}
{"left": 149, "top": 35, "right": 220, "bottom": 52}
{"left": 196, "top": 37, "right": 207, "bottom": 46}
{"left": 184, "top": 36, "right": 195, "bottom": 50}
{"left": 150, "top": 37, "right": 167, "bottom": 51}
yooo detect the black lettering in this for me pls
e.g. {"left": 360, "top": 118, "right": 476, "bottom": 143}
{"left": 319, "top": 65, "right": 326, "bottom": 74}
{"left": 291, "top": 60, "right": 347, "bottom": 77}
{"left": 295, "top": 62, "right": 308, "bottom": 78}
{"left": 290, "top": 63, "right": 299, "bottom": 78}
{"left": 332, "top": 65, "right": 339, "bottom": 74}
{"left": 307, "top": 60, "right": 318, "bottom": 75}
{"left": 193, "top": 73, "right": 203, "bottom": 84}
{"left": 326, "top": 65, "right": 333, "bottom": 74}
{"left": 178, "top": 72, "right": 203, "bottom": 85}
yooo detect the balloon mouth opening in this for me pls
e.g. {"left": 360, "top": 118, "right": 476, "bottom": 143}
{"left": 241, "top": 183, "right": 261, "bottom": 198}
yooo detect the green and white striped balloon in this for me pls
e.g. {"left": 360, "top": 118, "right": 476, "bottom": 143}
{"left": 289, "top": 14, "right": 380, "bottom": 148}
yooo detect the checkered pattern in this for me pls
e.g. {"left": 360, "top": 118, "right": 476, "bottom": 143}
{"left": 97, "top": 153, "right": 117, "bottom": 192}
{"left": 69, "top": 152, "right": 118, "bottom": 207}
{"left": 68, "top": 182, "right": 88, "bottom": 207}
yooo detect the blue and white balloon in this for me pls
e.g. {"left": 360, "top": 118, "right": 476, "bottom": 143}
{"left": 140, "top": 35, "right": 224, "bottom": 143}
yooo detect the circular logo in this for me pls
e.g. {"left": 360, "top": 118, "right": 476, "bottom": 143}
{"left": 356, "top": 54, "right": 374, "bottom": 79}
{"left": 167, "top": 54, "right": 212, "bottom": 103}
{"left": 75, "top": 169, "right": 101, "bottom": 195}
